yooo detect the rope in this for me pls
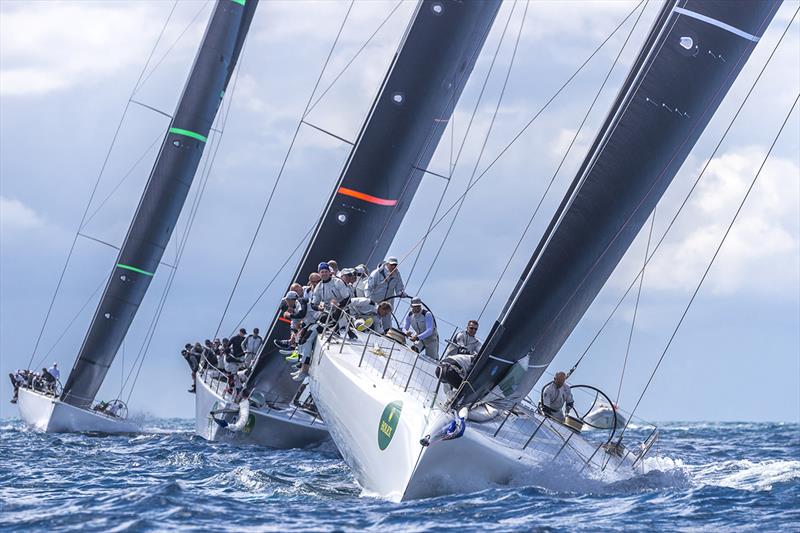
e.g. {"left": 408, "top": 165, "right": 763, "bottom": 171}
{"left": 618, "top": 94, "right": 799, "bottom": 441}
{"left": 404, "top": 1, "right": 520, "bottom": 285}
{"left": 413, "top": 0, "right": 530, "bottom": 295}
{"left": 477, "top": 0, "right": 648, "bottom": 321}
{"left": 26, "top": 2, "right": 179, "bottom": 371}
{"left": 214, "top": 1, "right": 355, "bottom": 338}
{"left": 566, "top": 4, "right": 799, "bottom": 377}
{"left": 393, "top": 0, "right": 647, "bottom": 270}
{"left": 615, "top": 207, "right": 656, "bottom": 404}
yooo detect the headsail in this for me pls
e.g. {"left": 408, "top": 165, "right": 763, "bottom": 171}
{"left": 248, "top": 0, "right": 501, "bottom": 399}
{"left": 454, "top": 0, "right": 782, "bottom": 408}
{"left": 62, "top": 0, "right": 259, "bottom": 408}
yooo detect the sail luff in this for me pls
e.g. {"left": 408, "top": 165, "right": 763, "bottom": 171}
{"left": 455, "top": 0, "right": 782, "bottom": 409}
{"left": 62, "top": 0, "right": 259, "bottom": 408}
{"left": 248, "top": 0, "right": 502, "bottom": 399}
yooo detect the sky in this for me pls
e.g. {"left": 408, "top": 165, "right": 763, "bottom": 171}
{"left": 0, "top": 0, "right": 798, "bottom": 423}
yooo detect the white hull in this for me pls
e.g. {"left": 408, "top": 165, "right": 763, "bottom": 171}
{"left": 194, "top": 368, "right": 329, "bottom": 448}
{"left": 309, "top": 331, "right": 642, "bottom": 501}
{"left": 17, "top": 387, "right": 140, "bottom": 434}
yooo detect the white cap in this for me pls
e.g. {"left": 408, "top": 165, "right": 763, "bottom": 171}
{"left": 385, "top": 256, "right": 399, "bottom": 265}
{"left": 285, "top": 290, "right": 298, "bottom": 299}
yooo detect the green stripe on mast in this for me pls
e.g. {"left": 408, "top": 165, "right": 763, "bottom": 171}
{"left": 230, "top": 0, "right": 246, "bottom": 5}
{"left": 117, "top": 264, "right": 155, "bottom": 277}
{"left": 168, "top": 127, "right": 207, "bottom": 143}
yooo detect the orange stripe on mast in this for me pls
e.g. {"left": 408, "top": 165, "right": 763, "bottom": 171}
{"left": 338, "top": 187, "right": 397, "bottom": 206}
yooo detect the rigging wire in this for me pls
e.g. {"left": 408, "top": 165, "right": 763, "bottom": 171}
{"left": 304, "top": 0, "right": 404, "bottom": 119}
{"left": 132, "top": 2, "right": 210, "bottom": 96}
{"left": 31, "top": 278, "right": 107, "bottom": 371}
{"left": 119, "top": 17, "right": 256, "bottom": 402}
{"left": 615, "top": 207, "right": 656, "bottom": 405}
{"left": 81, "top": 133, "right": 164, "bottom": 230}
{"left": 231, "top": 223, "right": 317, "bottom": 333}
{"left": 214, "top": 1, "right": 356, "bottom": 339}
{"left": 476, "top": 0, "right": 649, "bottom": 321}
{"left": 393, "top": 0, "right": 647, "bottom": 271}
{"left": 404, "top": 1, "right": 521, "bottom": 285}
{"left": 26, "top": 2, "right": 179, "bottom": 371}
{"left": 617, "top": 93, "right": 799, "bottom": 441}
{"left": 413, "top": 0, "right": 530, "bottom": 296}
{"left": 565, "top": 4, "right": 799, "bottom": 378}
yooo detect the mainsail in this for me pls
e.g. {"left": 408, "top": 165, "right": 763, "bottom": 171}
{"left": 454, "top": 0, "right": 782, "bottom": 408}
{"left": 248, "top": 0, "right": 501, "bottom": 399}
{"left": 62, "top": 0, "right": 258, "bottom": 408}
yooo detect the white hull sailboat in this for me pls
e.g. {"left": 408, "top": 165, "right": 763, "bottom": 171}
{"left": 17, "top": 387, "right": 139, "bottom": 434}
{"left": 308, "top": 327, "right": 654, "bottom": 501}
{"left": 16, "top": 0, "right": 257, "bottom": 434}
{"left": 196, "top": 0, "right": 502, "bottom": 449}
{"left": 308, "top": 0, "right": 781, "bottom": 501}
{"left": 194, "top": 362, "right": 328, "bottom": 447}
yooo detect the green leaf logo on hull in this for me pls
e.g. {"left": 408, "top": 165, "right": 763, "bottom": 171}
{"left": 378, "top": 401, "right": 403, "bottom": 450}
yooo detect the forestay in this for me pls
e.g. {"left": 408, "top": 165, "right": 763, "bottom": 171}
{"left": 62, "top": 0, "right": 259, "bottom": 408}
{"left": 454, "top": 0, "right": 781, "bottom": 409}
{"left": 248, "top": 0, "right": 501, "bottom": 400}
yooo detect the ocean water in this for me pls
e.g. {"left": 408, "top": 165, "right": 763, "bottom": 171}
{"left": 1, "top": 419, "right": 797, "bottom": 532}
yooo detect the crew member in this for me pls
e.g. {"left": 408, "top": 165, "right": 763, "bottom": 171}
{"left": 445, "top": 320, "right": 481, "bottom": 356}
{"left": 348, "top": 298, "right": 393, "bottom": 334}
{"left": 230, "top": 328, "right": 247, "bottom": 361}
{"left": 436, "top": 320, "right": 481, "bottom": 390}
{"left": 541, "top": 371, "right": 574, "bottom": 422}
{"left": 366, "top": 257, "right": 406, "bottom": 332}
{"left": 242, "top": 328, "right": 263, "bottom": 366}
{"left": 48, "top": 363, "right": 60, "bottom": 383}
{"left": 403, "top": 298, "right": 439, "bottom": 359}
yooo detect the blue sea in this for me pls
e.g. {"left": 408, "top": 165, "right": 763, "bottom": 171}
{"left": 1, "top": 419, "right": 797, "bottom": 532}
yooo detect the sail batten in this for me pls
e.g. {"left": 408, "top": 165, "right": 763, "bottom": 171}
{"left": 248, "top": 0, "right": 502, "bottom": 398}
{"left": 61, "top": 0, "right": 258, "bottom": 408}
{"left": 455, "top": 0, "right": 782, "bottom": 409}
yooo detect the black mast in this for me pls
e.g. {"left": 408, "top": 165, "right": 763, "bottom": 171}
{"left": 249, "top": 0, "right": 501, "bottom": 399}
{"left": 62, "top": 0, "right": 259, "bottom": 408}
{"left": 454, "top": 0, "right": 782, "bottom": 408}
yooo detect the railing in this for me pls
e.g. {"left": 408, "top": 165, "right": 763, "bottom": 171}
{"left": 20, "top": 377, "right": 62, "bottom": 398}
{"left": 197, "top": 352, "right": 324, "bottom": 426}
{"left": 320, "top": 308, "right": 660, "bottom": 472}
{"left": 321, "top": 307, "right": 444, "bottom": 408}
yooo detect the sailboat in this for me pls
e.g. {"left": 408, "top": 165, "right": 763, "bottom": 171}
{"left": 195, "top": 0, "right": 501, "bottom": 446}
{"left": 307, "top": 0, "right": 782, "bottom": 500}
{"left": 17, "top": 0, "right": 258, "bottom": 433}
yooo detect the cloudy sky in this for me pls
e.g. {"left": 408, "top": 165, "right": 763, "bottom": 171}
{"left": 1, "top": 0, "right": 798, "bottom": 423}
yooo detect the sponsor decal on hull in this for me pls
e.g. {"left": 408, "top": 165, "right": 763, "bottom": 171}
{"left": 378, "top": 401, "right": 403, "bottom": 450}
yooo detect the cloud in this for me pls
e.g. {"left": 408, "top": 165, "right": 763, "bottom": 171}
{"left": 0, "top": 2, "right": 198, "bottom": 97}
{"left": 0, "top": 195, "right": 45, "bottom": 233}
{"left": 629, "top": 147, "right": 800, "bottom": 296}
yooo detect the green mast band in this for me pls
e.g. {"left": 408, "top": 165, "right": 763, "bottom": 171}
{"left": 117, "top": 263, "right": 155, "bottom": 277}
{"left": 168, "top": 127, "right": 207, "bottom": 143}
{"left": 231, "top": 0, "right": 246, "bottom": 6}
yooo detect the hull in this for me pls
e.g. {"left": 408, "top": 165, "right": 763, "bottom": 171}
{"left": 17, "top": 387, "right": 140, "bottom": 434}
{"left": 309, "top": 331, "right": 640, "bottom": 501}
{"left": 194, "top": 368, "right": 328, "bottom": 448}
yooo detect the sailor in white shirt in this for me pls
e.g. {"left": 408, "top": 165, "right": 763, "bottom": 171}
{"left": 541, "top": 371, "right": 574, "bottom": 422}
{"left": 48, "top": 363, "right": 60, "bottom": 382}
{"left": 311, "top": 262, "right": 350, "bottom": 311}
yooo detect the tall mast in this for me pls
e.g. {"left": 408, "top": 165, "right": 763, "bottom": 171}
{"left": 454, "top": 0, "right": 782, "bottom": 408}
{"left": 249, "top": 0, "right": 501, "bottom": 398}
{"left": 62, "top": 0, "right": 259, "bottom": 408}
